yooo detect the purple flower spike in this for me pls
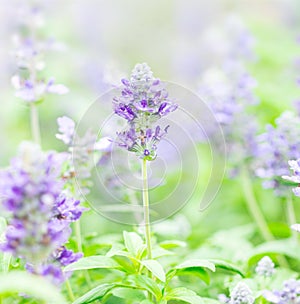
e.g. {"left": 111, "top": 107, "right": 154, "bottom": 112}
{"left": 113, "top": 63, "right": 177, "bottom": 160}
{"left": 254, "top": 111, "right": 300, "bottom": 196}
{"left": 0, "top": 141, "right": 84, "bottom": 284}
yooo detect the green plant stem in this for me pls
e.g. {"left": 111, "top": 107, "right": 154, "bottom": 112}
{"left": 30, "top": 103, "right": 41, "bottom": 145}
{"left": 286, "top": 194, "right": 297, "bottom": 241}
{"left": 65, "top": 279, "right": 75, "bottom": 302}
{"left": 142, "top": 159, "right": 152, "bottom": 260}
{"left": 241, "top": 167, "right": 289, "bottom": 267}
{"left": 241, "top": 167, "right": 274, "bottom": 242}
{"left": 74, "top": 220, "right": 92, "bottom": 288}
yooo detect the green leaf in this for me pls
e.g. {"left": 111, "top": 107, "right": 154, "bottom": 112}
{"left": 73, "top": 283, "right": 116, "bottom": 304}
{"left": 152, "top": 247, "right": 174, "bottom": 259}
{"left": 174, "top": 259, "right": 216, "bottom": 272}
{"left": 64, "top": 255, "right": 120, "bottom": 272}
{"left": 164, "top": 287, "right": 204, "bottom": 304}
{"left": 209, "top": 259, "right": 245, "bottom": 277}
{"left": 176, "top": 268, "right": 210, "bottom": 285}
{"left": 247, "top": 239, "right": 300, "bottom": 264}
{"left": 111, "top": 287, "right": 146, "bottom": 301}
{"left": 112, "top": 255, "right": 137, "bottom": 273}
{"left": 126, "top": 274, "right": 162, "bottom": 299}
{"left": 141, "top": 260, "right": 166, "bottom": 282}
{"left": 159, "top": 240, "right": 187, "bottom": 249}
{"left": 123, "top": 231, "right": 144, "bottom": 257}
{"left": 0, "top": 271, "right": 67, "bottom": 303}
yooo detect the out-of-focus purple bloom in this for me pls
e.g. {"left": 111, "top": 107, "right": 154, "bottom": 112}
{"left": 263, "top": 279, "right": 300, "bottom": 303}
{"left": 113, "top": 63, "right": 177, "bottom": 160}
{"left": 26, "top": 246, "right": 83, "bottom": 285}
{"left": 56, "top": 116, "right": 75, "bottom": 145}
{"left": 254, "top": 111, "right": 300, "bottom": 195}
{"left": 12, "top": 75, "right": 68, "bottom": 103}
{"left": 230, "top": 282, "right": 254, "bottom": 304}
{"left": 12, "top": 3, "right": 68, "bottom": 105}
{"left": 0, "top": 142, "right": 84, "bottom": 284}
{"left": 56, "top": 116, "right": 111, "bottom": 195}
{"left": 218, "top": 294, "right": 230, "bottom": 303}
{"left": 282, "top": 159, "right": 300, "bottom": 197}
{"left": 291, "top": 224, "right": 300, "bottom": 232}
{"left": 255, "top": 256, "right": 275, "bottom": 277}
{"left": 197, "top": 18, "right": 259, "bottom": 170}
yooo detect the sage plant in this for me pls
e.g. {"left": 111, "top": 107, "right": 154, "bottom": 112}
{"left": 113, "top": 62, "right": 177, "bottom": 259}
{"left": 0, "top": 142, "right": 84, "bottom": 284}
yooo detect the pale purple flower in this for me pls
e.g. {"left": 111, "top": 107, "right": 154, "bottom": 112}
{"left": 113, "top": 63, "right": 177, "bottom": 160}
{"left": 57, "top": 116, "right": 111, "bottom": 195}
{"left": 255, "top": 256, "right": 275, "bottom": 277}
{"left": 0, "top": 142, "right": 84, "bottom": 284}
{"left": 56, "top": 116, "right": 75, "bottom": 145}
{"left": 255, "top": 111, "right": 300, "bottom": 195}
{"left": 282, "top": 159, "right": 300, "bottom": 196}
{"left": 230, "top": 282, "right": 254, "bottom": 304}
{"left": 12, "top": 75, "right": 68, "bottom": 103}
{"left": 263, "top": 279, "right": 300, "bottom": 303}
{"left": 291, "top": 224, "right": 300, "bottom": 232}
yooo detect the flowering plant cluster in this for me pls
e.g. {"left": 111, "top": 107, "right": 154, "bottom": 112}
{"left": 1, "top": 2, "right": 300, "bottom": 304}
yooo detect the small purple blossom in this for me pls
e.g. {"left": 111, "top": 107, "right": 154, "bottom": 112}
{"left": 291, "top": 223, "right": 300, "bottom": 232}
{"left": 255, "top": 256, "right": 275, "bottom": 277}
{"left": 263, "top": 279, "right": 300, "bottom": 303}
{"left": 56, "top": 116, "right": 75, "bottom": 145}
{"left": 12, "top": 75, "right": 68, "bottom": 103}
{"left": 113, "top": 63, "right": 177, "bottom": 160}
{"left": 254, "top": 111, "right": 300, "bottom": 195}
{"left": 230, "top": 282, "right": 254, "bottom": 304}
{"left": 57, "top": 116, "right": 111, "bottom": 195}
{"left": 282, "top": 159, "right": 300, "bottom": 196}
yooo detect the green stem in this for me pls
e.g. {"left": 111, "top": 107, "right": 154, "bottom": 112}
{"left": 142, "top": 159, "right": 152, "bottom": 260}
{"left": 241, "top": 167, "right": 274, "bottom": 242}
{"left": 241, "top": 167, "right": 289, "bottom": 267}
{"left": 30, "top": 103, "right": 41, "bottom": 145}
{"left": 65, "top": 279, "right": 75, "bottom": 302}
{"left": 74, "top": 220, "right": 92, "bottom": 288}
{"left": 286, "top": 194, "right": 297, "bottom": 241}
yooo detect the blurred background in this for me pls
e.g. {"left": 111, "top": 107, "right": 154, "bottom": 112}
{"left": 1, "top": 0, "right": 300, "bottom": 244}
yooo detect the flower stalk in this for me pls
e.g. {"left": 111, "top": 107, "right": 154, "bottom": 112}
{"left": 142, "top": 159, "right": 152, "bottom": 260}
{"left": 241, "top": 166, "right": 274, "bottom": 242}
{"left": 286, "top": 194, "right": 297, "bottom": 241}
{"left": 30, "top": 103, "right": 41, "bottom": 145}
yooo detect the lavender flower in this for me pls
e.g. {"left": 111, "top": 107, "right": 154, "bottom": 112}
{"left": 113, "top": 63, "right": 177, "bottom": 160}
{"left": 230, "top": 282, "right": 254, "bottom": 304}
{"left": 291, "top": 224, "right": 300, "bottom": 232}
{"left": 56, "top": 116, "right": 112, "bottom": 195}
{"left": 56, "top": 116, "right": 76, "bottom": 145}
{"left": 12, "top": 75, "right": 68, "bottom": 103}
{"left": 263, "top": 279, "right": 300, "bottom": 303}
{"left": 255, "top": 256, "right": 275, "bottom": 277}
{"left": 282, "top": 159, "right": 300, "bottom": 196}
{"left": 0, "top": 142, "right": 84, "bottom": 283}
{"left": 254, "top": 111, "right": 300, "bottom": 195}
{"left": 12, "top": 3, "right": 68, "bottom": 105}
{"left": 198, "top": 19, "right": 259, "bottom": 169}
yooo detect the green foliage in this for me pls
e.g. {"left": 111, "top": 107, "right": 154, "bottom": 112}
{"left": 0, "top": 271, "right": 67, "bottom": 303}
